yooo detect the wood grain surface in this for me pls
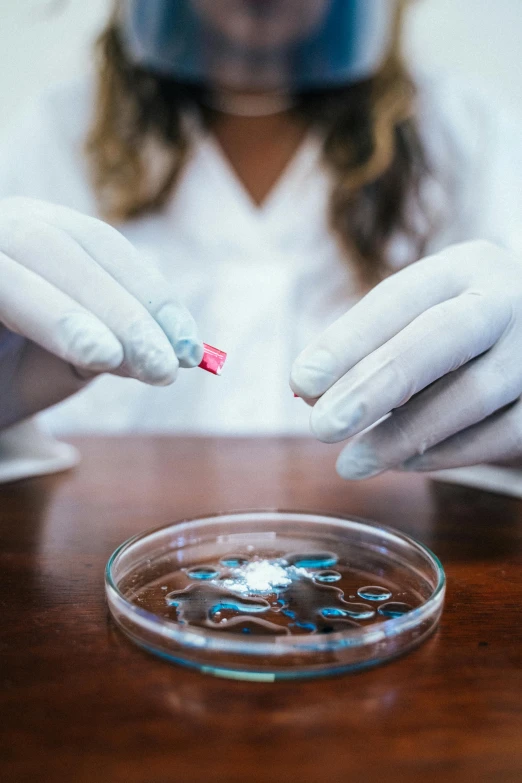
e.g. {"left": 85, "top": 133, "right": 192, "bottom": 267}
{"left": 1, "top": 437, "right": 521, "bottom": 783}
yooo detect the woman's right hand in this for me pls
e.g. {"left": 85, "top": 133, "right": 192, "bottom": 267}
{"left": 0, "top": 197, "right": 203, "bottom": 429}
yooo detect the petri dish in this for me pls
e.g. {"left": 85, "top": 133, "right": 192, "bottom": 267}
{"left": 105, "top": 510, "right": 445, "bottom": 681}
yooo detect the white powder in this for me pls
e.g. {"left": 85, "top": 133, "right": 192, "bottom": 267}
{"left": 221, "top": 560, "right": 293, "bottom": 595}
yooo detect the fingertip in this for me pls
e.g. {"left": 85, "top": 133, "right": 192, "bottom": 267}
{"left": 309, "top": 413, "right": 337, "bottom": 444}
{"left": 157, "top": 303, "right": 202, "bottom": 368}
{"left": 290, "top": 364, "right": 327, "bottom": 400}
{"left": 175, "top": 337, "right": 205, "bottom": 369}
{"left": 336, "top": 441, "right": 384, "bottom": 480}
{"left": 310, "top": 398, "right": 366, "bottom": 444}
{"left": 85, "top": 340, "right": 124, "bottom": 373}
{"left": 143, "top": 353, "right": 179, "bottom": 386}
{"left": 290, "top": 347, "right": 339, "bottom": 399}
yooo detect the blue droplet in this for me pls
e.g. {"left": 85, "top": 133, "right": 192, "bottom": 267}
{"left": 320, "top": 607, "right": 345, "bottom": 618}
{"left": 288, "top": 552, "right": 338, "bottom": 569}
{"left": 314, "top": 570, "right": 342, "bottom": 584}
{"left": 289, "top": 620, "right": 317, "bottom": 633}
{"left": 357, "top": 585, "right": 392, "bottom": 601}
{"left": 282, "top": 608, "right": 297, "bottom": 619}
{"left": 378, "top": 602, "right": 412, "bottom": 618}
{"left": 321, "top": 603, "right": 375, "bottom": 620}
{"left": 208, "top": 600, "right": 269, "bottom": 621}
{"left": 186, "top": 566, "right": 220, "bottom": 580}
{"left": 219, "top": 556, "right": 249, "bottom": 568}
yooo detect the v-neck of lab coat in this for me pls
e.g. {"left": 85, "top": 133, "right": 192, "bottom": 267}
{"left": 163, "top": 124, "right": 336, "bottom": 262}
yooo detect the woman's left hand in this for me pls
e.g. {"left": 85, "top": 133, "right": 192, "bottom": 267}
{"left": 290, "top": 241, "right": 522, "bottom": 478}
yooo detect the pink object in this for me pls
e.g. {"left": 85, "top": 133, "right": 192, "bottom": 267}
{"left": 199, "top": 343, "right": 227, "bottom": 375}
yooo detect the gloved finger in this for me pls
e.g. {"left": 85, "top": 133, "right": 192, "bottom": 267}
{"left": 12, "top": 199, "right": 203, "bottom": 368}
{"left": 0, "top": 251, "right": 124, "bottom": 373}
{"left": 401, "top": 398, "right": 522, "bottom": 472}
{"left": 1, "top": 218, "right": 179, "bottom": 385}
{"left": 290, "top": 251, "right": 462, "bottom": 399}
{"left": 335, "top": 340, "right": 522, "bottom": 479}
{"left": 310, "top": 292, "right": 509, "bottom": 444}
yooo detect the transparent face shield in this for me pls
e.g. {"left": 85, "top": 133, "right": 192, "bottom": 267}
{"left": 119, "top": 0, "right": 398, "bottom": 93}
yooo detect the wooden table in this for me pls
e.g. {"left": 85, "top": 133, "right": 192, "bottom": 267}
{"left": 1, "top": 437, "right": 521, "bottom": 783}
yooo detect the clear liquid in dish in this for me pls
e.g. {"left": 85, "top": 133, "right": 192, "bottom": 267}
{"left": 122, "top": 549, "right": 420, "bottom": 637}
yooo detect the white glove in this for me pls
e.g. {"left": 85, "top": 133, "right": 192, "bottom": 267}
{"left": 291, "top": 241, "right": 522, "bottom": 479}
{"left": 0, "top": 197, "right": 204, "bottom": 431}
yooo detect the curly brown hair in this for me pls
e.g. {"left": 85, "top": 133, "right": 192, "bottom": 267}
{"left": 86, "top": 1, "right": 433, "bottom": 286}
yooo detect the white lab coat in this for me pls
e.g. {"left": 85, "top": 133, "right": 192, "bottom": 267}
{"left": 0, "top": 73, "right": 521, "bottom": 488}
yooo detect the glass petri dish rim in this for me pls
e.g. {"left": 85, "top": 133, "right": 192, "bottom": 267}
{"left": 105, "top": 509, "right": 446, "bottom": 658}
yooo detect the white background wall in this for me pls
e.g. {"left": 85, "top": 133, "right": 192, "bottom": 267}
{"left": 0, "top": 0, "right": 521, "bottom": 131}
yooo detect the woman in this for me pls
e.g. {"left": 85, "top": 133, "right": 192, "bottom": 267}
{"left": 0, "top": 0, "right": 521, "bottom": 484}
